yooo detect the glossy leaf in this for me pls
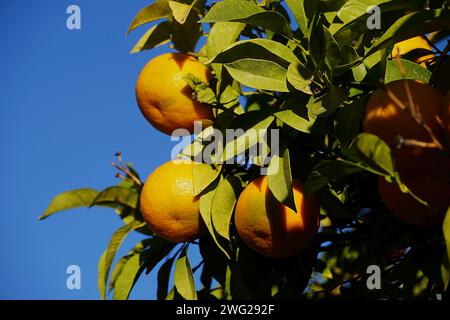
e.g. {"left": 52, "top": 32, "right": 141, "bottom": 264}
{"left": 193, "top": 163, "right": 221, "bottom": 195}
{"left": 202, "top": 0, "right": 292, "bottom": 38}
{"left": 211, "top": 175, "right": 241, "bottom": 241}
{"left": 210, "top": 39, "right": 299, "bottom": 67}
{"left": 225, "top": 59, "right": 288, "bottom": 92}
{"left": 285, "top": 0, "right": 307, "bottom": 35}
{"left": 112, "top": 252, "right": 144, "bottom": 300}
{"left": 130, "top": 21, "right": 171, "bottom": 53}
{"left": 221, "top": 115, "right": 274, "bottom": 163}
{"left": 385, "top": 59, "right": 431, "bottom": 84}
{"left": 346, "top": 133, "right": 396, "bottom": 177}
{"left": 108, "top": 240, "right": 149, "bottom": 293}
{"left": 170, "top": 9, "right": 201, "bottom": 53}
{"left": 90, "top": 186, "right": 139, "bottom": 209}
{"left": 286, "top": 61, "right": 313, "bottom": 94}
{"left": 337, "top": 0, "right": 389, "bottom": 24}
{"left": 199, "top": 176, "right": 231, "bottom": 259}
{"left": 169, "top": 1, "right": 192, "bottom": 24}
{"left": 98, "top": 220, "right": 145, "bottom": 299}
{"left": 174, "top": 247, "right": 197, "bottom": 300}
{"left": 127, "top": 0, "right": 171, "bottom": 33}
{"left": 39, "top": 188, "right": 98, "bottom": 220}
{"left": 206, "top": 22, "right": 245, "bottom": 60}
{"left": 267, "top": 147, "right": 296, "bottom": 212}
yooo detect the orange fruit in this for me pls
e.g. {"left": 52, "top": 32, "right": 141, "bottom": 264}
{"left": 363, "top": 80, "right": 445, "bottom": 168}
{"left": 234, "top": 176, "right": 320, "bottom": 258}
{"left": 136, "top": 53, "right": 214, "bottom": 135}
{"left": 140, "top": 159, "right": 206, "bottom": 242}
{"left": 392, "top": 36, "right": 434, "bottom": 66}
{"left": 378, "top": 170, "right": 450, "bottom": 227}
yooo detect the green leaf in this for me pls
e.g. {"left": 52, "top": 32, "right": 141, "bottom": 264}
{"left": 174, "top": 247, "right": 197, "bottom": 300}
{"left": 221, "top": 115, "right": 275, "bottom": 163}
{"left": 127, "top": 0, "right": 171, "bottom": 33}
{"left": 442, "top": 206, "right": 450, "bottom": 291}
{"left": 98, "top": 220, "right": 145, "bottom": 299}
{"left": 225, "top": 59, "right": 288, "bottom": 92}
{"left": 336, "top": 0, "right": 390, "bottom": 25}
{"left": 206, "top": 22, "right": 245, "bottom": 60}
{"left": 199, "top": 177, "right": 231, "bottom": 259}
{"left": 130, "top": 21, "right": 171, "bottom": 53}
{"left": 97, "top": 251, "right": 107, "bottom": 300}
{"left": 285, "top": 0, "right": 307, "bottom": 35}
{"left": 267, "top": 147, "right": 296, "bottom": 211}
{"left": 202, "top": 0, "right": 292, "bottom": 38}
{"left": 112, "top": 238, "right": 174, "bottom": 300}
{"left": 307, "top": 85, "right": 347, "bottom": 118}
{"left": 157, "top": 257, "right": 176, "bottom": 300}
{"left": 108, "top": 240, "right": 149, "bottom": 293}
{"left": 193, "top": 163, "right": 221, "bottom": 195}
{"left": 169, "top": 1, "right": 193, "bottom": 24}
{"left": 39, "top": 188, "right": 98, "bottom": 220}
{"left": 170, "top": 9, "right": 202, "bottom": 53}
{"left": 323, "top": 26, "right": 341, "bottom": 70}
{"left": 286, "top": 61, "right": 313, "bottom": 94}
{"left": 345, "top": 133, "right": 396, "bottom": 177}
{"left": 90, "top": 186, "right": 139, "bottom": 209}
{"left": 334, "top": 97, "right": 366, "bottom": 146}
{"left": 112, "top": 252, "right": 144, "bottom": 300}
{"left": 210, "top": 39, "right": 299, "bottom": 67}
{"left": 275, "top": 109, "right": 316, "bottom": 133}
{"left": 275, "top": 94, "right": 318, "bottom": 133}
{"left": 385, "top": 59, "right": 432, "bottom": 84}
{"left": 305, "top": 160, "right": 363, "bottom": 197}
{"left": 211, "top": 176, "right": 241, "bottom": 241}
{"left": 367, "top": 9, "right": 450, "bottom": 57}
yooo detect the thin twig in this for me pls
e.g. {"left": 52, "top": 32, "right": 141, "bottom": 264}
{"left": 112, "top": 152, "right": 143, "bottom": 186}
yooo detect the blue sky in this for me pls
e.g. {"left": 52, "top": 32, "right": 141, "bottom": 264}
{"left": 0, "top": 0, "right": 199, "bottom": 299}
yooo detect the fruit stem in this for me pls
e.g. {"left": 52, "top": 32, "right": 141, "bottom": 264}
{"left": 112, "top": 152, "right": 143, "bottom": 186}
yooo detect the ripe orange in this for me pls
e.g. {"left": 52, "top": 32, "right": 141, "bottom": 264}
{"left": 363, "top": 80, "right": 445, "bottom": 168}
{"left": 392, "top": 36, "right": 434, "bottom": 66}
{"left": 140, "top": 159, "right": 206, "bottom": 242}
{"left": 234, "top": 176, "right": 320, "bottom": 258}
{"left": 378, "top": 170, "right": 450, "bottom": 227}
{"left": 136, "top": 53, "right": 214, "bottom": 135}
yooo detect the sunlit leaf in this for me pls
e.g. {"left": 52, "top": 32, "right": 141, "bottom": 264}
{"left": 39, "top": 188, "right": 98, "bottom": 220}
{"left": 225, "top": 59, "right": 288, "bottom": 92}
{"left": 211, "top": 175, "right": 241, "bottom": 241}
{"left": 202, "top": 0, "right": 292, "bottom": 38}
{"left": 90, "top": 186, "right": 139, "bottom": 209}
{"left": 98, "top": 220, "right": 145, "bottom": 299}
{"left": 267, "top": 147, "right": 296, "bottom": 211}
{"left": 130, "top": 22, "right": 171, "bottom": 53}
{"left": 174, "top": 247, "right": 197, "bottom": 300}
{"left": 385, "top": 59, "right": 432, "bottom": 84}
{"left": 127, "top": 0, "right": 171, "bottom": 33}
